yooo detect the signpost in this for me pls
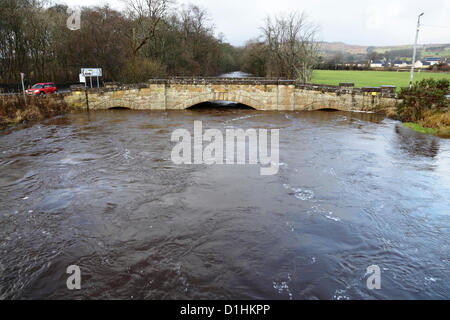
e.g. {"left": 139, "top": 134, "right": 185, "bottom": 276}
{"left": 81, "top": 68, "right": 102, "bottom": 88}
{"left": 80, "top": 68, "right": 102, "bottom": 111}
{"left": 20, "top": 72, "right": 27, "bottom": 104}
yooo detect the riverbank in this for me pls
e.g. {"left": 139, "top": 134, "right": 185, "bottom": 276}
{"left": 0, "top": 95, "right": 68, "bottom": 129}
{"left": 392, "top": 78, "right": 450, "bottom": 138}
{"left": 402, "top": 111, "right": 450, "bottom": 138}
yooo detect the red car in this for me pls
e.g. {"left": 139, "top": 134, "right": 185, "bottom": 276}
{"left": 26, "top": 83, "right": 57, "bottom": 95}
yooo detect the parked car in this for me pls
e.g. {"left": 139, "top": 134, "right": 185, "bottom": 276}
{"left": 26, "top": 83, "right": 57, "bottom": 95}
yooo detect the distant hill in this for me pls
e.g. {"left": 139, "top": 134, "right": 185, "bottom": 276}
{"left": 320, "top": 42, "right": 450, "bottom": 60}
{"left": 376, "top": 44, "right": 450, "bottom": 58}
{"left": 319, "top": 42, "right": 368, "bottom": 55}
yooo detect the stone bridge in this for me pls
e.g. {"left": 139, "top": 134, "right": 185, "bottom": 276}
{"left": 65, "top": 77, "right": 398, "bottom": 112}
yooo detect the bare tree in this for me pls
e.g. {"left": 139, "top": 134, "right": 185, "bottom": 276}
{"left": 262, "top": 12, "right": 320, "bottom": 82}
{"left": 122, "top": 0, "right": 173, "bottom": 60}
{"left": 179, "top": 4, "right": 213, "bottom": 36}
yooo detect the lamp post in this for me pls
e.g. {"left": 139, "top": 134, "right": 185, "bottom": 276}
{"left": 409, "top": 12, "right": 424, "bottom": 88}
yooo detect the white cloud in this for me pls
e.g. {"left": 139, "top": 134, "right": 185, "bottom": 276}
{"left": 59, "top": 0, "right": 450, "bottom": 46}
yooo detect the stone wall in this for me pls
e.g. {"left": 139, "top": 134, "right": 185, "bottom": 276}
{"left": 64, "top": 78, "right": 399, "bottom": 112}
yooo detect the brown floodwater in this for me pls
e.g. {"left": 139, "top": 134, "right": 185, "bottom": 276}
{"left": 0, "top": 107, "right": 449, "bottom": 299}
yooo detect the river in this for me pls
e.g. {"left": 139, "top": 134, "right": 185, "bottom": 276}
{"left": 0, "top": 74, "right": 449, "bottom": 300}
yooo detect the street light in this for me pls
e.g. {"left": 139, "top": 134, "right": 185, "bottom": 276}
{"left": 409, "top": 12, "right": 424, "bottom": 88}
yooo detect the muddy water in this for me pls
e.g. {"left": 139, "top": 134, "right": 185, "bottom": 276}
{"left": 0, "top": 108, "right": 449, "bottom": 300}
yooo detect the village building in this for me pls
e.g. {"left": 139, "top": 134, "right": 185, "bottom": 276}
{"left": 424, "top": 57, "right": 441, "bottom": 66}
{"left": 370, "top": 60, "right": 385, "bottom": 68}
{"left": 414, "top": 60, "right": 432, "bottom": 69}
{"left": 392, "top": 60, "right": 410, "bottom": 68}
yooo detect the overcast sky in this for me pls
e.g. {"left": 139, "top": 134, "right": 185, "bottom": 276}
{"left": 60, "top": 0, "right": 450, "bottom": 47}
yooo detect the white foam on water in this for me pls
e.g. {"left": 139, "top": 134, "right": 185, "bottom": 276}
{"left": 175, "top": 263, "right": 189, "bottom": 293}
{"left": 283, "top": 183, "right": 315, "bottom": 201}
{"left": 425, "top": 277, "right": 439, "bottom": 283}
{"left": 273, "top": 281, "right": 293, "bottom": 300}
{"left": 60, "top": 158, "right": 80, "bottom": 165}
{"left": 228, "top": 115, "right": 255, "bottom": 122}
{"left": 350, "top": 110, "right": 375, "bottom": 114}
{"left": 285, "top": 222, "right": 295, "bottom": 232}
{"left": 329, "top": 168, "right": 337, "bottom": 177}
{"left": 309, "top": 205, "right": 342, "bottom": 223}
{"left": 124, "top": 149, "right": 134, "bottom": 160}
{"left": 333, "top": 289, "right": 350, "bottom": 300}
{"left": 326, "top": 215, "right": 341, "bottom": 222}
{"left": 294, "top": 190, "right": 315, "bottom": 201}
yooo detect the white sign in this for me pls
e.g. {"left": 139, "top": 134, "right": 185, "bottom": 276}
{"left": 81, "top": 68, "right": 102, "bottom": 77}
{"left": 79, "top": 73, "right": 86, "bottom": 83}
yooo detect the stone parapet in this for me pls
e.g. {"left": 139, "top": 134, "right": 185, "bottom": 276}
{"left": 65, "top": 78, "right": 399, "bottom": 112}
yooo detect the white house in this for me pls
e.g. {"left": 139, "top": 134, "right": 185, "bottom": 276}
{"left": 414, "top": 60, "right": 431, "bottom": 69}
{"left": 425, "top": 57, "right": 441, "bottom": 66}
{"left": 370, "top": 60, "right": 385, "bottom": 68}
{"left": 392, "top": 61, "right": 410, "bottom": 68}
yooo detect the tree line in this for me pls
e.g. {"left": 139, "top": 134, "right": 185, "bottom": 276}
{"left": 0, "top": 0, "right": 320, "bottom": 87}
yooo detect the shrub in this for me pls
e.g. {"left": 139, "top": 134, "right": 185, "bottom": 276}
{"left": 0, "top": 95, "right": 68, "bottom": 127}
{"left": 396, "top": 78, "right": 449, "bottom": 122}
{"left": 431, "top": 63, "right": 450, "bottom": 72}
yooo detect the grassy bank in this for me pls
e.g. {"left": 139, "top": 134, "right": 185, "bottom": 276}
{"left": 0, "top": 95, "right": 68, "bottom": 128}
{"left": 403, "top": 123, "right": 438, "bottom": 135}
{"left": 312, "top": 70, "right": 450, "bottom": 88}
{"left": 403, "top": 111, "right": 450, "bottom": 138}
{"left": 395, "top": 78, "right": 450, "bottom": 138}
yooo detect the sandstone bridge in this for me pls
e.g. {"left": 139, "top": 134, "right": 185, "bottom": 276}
{"left": 65, "top": 77, "right": 398, "bottom": 112}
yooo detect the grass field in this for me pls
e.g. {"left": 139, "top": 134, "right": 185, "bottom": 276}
{"left": 421, "top": 49, "right": 450, "bottom": 58}
{"left": 311, "top": 70, "right": 450, "bottom": 88}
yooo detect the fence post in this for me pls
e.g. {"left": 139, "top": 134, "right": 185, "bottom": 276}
{"left": 85, "top": 88, "right": 89, "bottom": 111}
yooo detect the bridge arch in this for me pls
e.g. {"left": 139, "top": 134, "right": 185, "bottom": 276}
{"left": 174, "top": 92, "right": 264, "bottom": 111}
{"left": 315, "top": 107, "right": 340, "bottom": 112}
{"left": 187, "top": 101, "right": 256, "bottom": 110}
{"left": 108, "top": 106, "right": 131, "bottom": 110}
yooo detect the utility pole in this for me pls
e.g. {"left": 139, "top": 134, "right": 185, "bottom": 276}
{"left": 410, "top": 12, "right": 424, "bottom": 88}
